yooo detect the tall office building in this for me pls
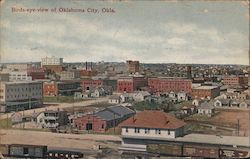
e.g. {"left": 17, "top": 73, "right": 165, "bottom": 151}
{"left": 126, "top": 60, "right": 140, "bottom": 74}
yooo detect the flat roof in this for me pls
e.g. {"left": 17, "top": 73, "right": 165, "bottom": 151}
{"left": 1, "top": 81, "right": 42, "bottom": 84}
{"left": 193, "top": 86, "right": 219, "bottom": 90}
{"left": 122, "top": 133, "right": 250, "bottom": 147}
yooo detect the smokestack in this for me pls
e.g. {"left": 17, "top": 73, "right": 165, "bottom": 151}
{"left": 86, "top": 61, "right": 87, "bottom": 70}
{"left": 91, "top": 62, "right": 93, "bottom": 70}
{"left": 187, "top": 66, "right": 192, "bottom": 79}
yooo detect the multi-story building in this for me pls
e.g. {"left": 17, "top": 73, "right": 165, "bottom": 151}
{"left": 41, "top": 56, "right": 63, "bottom": 74}
{"left": 9, "top": 71, "right": 32, "bottom": 81}
{"left": 27, "top": 68, "right": 45, "bottom": 80}
{"left": 117, "top": 76, "right": 147, "bottom": 93}
{"left": 0, "top": 73, "right": 9, "bottom": 81}
{"left": 60, "top": 70, "right": 80, "bottom": 81}
{"left": 222, "top": 76, "right": 248, "bottom": 86}
{"left": 192, "top": 86, "right": 220, "bottom": 99}
{"left": 119, "top": 110, "right": 186, "bottom": 152}
{"left": 0, "top": 81, "right": 43, "bottom": 112}
{"left": 41, "top": 56, "right": 63, "bottom": 66}
{"left": 6, "top": 63, "right": 32, "bottom": 71}
{"left": 126, "top": 60, "right": 139, "bottom": 74}
{"left": 43, "top": 81, "right": 81, "bottom": 96}
{"left": 148, "top": 77, "right": 192, "bottom": 94}
{"left": 81, "top": 79, "right": 103, "bottom": 91}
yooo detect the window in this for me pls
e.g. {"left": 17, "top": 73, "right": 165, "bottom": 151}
{"left": 125, "top": 127, "right": 128, "bottom": 133}
{"left": 101, "top": 124, "right": 104, "bottom": 129}
{"left": 134, "top": 128, "right": 140, "bottom": 133}
{"left": 145, "top": 128, "right": 150, "bottom": 134}
{"left": 168, "top": 130, "right": 170, "bottom": 135}
{"left": 155, "top": 129, "right": 161, "bottom": 134}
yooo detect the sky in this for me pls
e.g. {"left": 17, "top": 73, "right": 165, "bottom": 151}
{"left": 0, "top": 0, "right": 249, "bottom": 64}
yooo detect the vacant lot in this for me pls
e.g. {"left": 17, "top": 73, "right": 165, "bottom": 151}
{"left": 209, "top": 109, "right": 250, "bottom": 136}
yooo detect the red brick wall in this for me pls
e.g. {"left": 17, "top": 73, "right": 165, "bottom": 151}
{"left": 81, "top": 80, "right": 103, "bottom": 91}
{"left": 74, "top": 115, "right": 107, "bottom": 132}
{"left": 117, "top": 78, "right": 134, "bottom": 93}
{"left": 148, "top": 78, "right": 192, "bottom": 93}
{"left": 42, "top": 65, "right": 63, "bottom": 74}
{"left": 191, "top": 87, "right": 220, "bottom": 99}
{"left": 43, "top": 83, "right": 57, "bottom": 96}
{"left": 222, "top": 76, "right": 248, "bottom": 86}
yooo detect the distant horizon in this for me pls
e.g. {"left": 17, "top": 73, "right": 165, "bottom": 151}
{"left": 0, "top": 60, "right": 248, "bottom": 66}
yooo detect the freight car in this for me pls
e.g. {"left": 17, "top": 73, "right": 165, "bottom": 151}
{"left": 147, "top": 143, "right": 183, "bottom": 156}
{"left": 47, "top": 149, "right": 84, "bottom": 159}
{"left": 146, "top": 143, "right": 250, "bottom": 158}
{"left": 183, "top": 144, "right": 219, "bottom": 158}
{"left": 219, "top": 148, "right": 250, "bottom": 158}
{"left": 8, "top": 144, "right": 47, "bottom": 158}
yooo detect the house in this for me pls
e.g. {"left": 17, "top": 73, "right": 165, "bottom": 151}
{"left": 132, "top": 91, "right": 151, "bottom": 102}
{"left": 108, "top": 95, "right": 121, "bottom": 104}
{"left": 214, "top": 99, "right": 231, "bottom": 107}
{"left": 181, "top": 105, "right": 196, "bottom": 115}
{"left": 230, "top": 100, "right": 240, "bottom": 107}
{"left": 197, "top": 102, "right": 215, "bottom": 117}
{"left": 192, "top": 99, "right": 207, "bottom": 106}
{"left": 239, "top": 100, "right": 250, "bottom": 108}
{"left": 90, "top": 87, "right": 105, "bottom": 98}
{"left": 36, "top": 110, "right": 68, "bottom": 129}
{"left": 120, "top": 93, "right": 131, "bottom": 103}
{"left": 177, "top": 91, "right": 188, "bottom": 101}
{"left": 168, "top": 91, "right": 176, "bottom": 98}
{"left": 119, "top": 110, "right": 186, "bottom": 152}
{"left": 73, "top": 105, "right": 135, "bottom": 133}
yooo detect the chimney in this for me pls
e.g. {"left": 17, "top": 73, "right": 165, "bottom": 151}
{"left": 86, "top": 61, "right": 87, "bottom": 70}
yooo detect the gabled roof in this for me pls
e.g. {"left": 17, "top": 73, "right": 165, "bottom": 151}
{"left": 119, "top": 110, "right": 186, "bottom": 129}
{"left": 95, "top": 105, "right": 135, "bottom": 121}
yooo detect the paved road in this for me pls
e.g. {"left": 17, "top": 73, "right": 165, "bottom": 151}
{"left": 0, "top": 97, "right": 109, "bottom": 120}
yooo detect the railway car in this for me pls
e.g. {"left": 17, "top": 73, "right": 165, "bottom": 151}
{"left": 183, "top": 144, "right": 219, "bottom": 158}
{"left": 47, "top": 149, "right": 84, "bottom": 159}
{"left": 147, "top": 143, "right": 183, "bottom": 156}
{"left": 8, "top": 144, "right": 47, "bottom": 158}
{"left": 219, "top": 148, "right": 250, "bottom": 158}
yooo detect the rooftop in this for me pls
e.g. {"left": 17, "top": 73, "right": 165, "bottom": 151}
{"left": 120, "top": 110, "right": 186, "bottom": 129}
{"left": 193, "top": 86, "right": 219, "bottom": 90}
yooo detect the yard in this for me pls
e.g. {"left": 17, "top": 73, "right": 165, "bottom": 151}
{"left": 185, "top": 109, "right": 250, "bottom": 136}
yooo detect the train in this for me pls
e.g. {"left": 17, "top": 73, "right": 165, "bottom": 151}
{"left": 147, "top": 142, "right": 250, "bottom": 158}
{"left": 0, "top": 144, "right": 84, "bottom": 159}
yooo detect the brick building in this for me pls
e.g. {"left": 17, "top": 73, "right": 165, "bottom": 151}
{"left": 148, "top": 77, "right": 192, "bottom": 94}
{"left": 42, "top": 65, "right": 63, "bottom": 74}
{"left": 192, "top": 86, "right": 220, "bottom": 99}
{"left": 222, "top": 76, "right": 248, "bottom": 86}
{"left": 117, "top": 76, "right": 147, "bottom": 93}
{"left": 81, "top": 79, "right": 103, "bottom": 91}
{"left": 43, "top": 81, "right": 81, "bottom": 96}
{"left": 27, "top": 68, "right": 45, "bottom": 80}
{"left": 43, "top": 82, "right": 57, "bottom": 96}
{"left": 73, "top": 105, "right": 135, "bottom": 133}
{"left": 126, "top": 60, "right": 139, "bottom": 73}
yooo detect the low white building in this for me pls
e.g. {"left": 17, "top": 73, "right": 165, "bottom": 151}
{"left": 132, "top": 91, "right": 151, "bottom": 102}
{"left": 119, "top": 110, "right": 186, "bottom": 152}
{"left": 197, "top": 102, "right": 215, "bottom": 117}
{"left": 108, "top": 95, "right": 121, "bottom": 104}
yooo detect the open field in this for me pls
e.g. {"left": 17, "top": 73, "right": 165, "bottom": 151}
{"left": 0, "top": 129, "right": 121, "bottom": 151}
{"left": 185, "top": 109, "right": 250, "bottom": 136}
{"left": 209, "top": 109, "right": 250, "bottom": 136}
